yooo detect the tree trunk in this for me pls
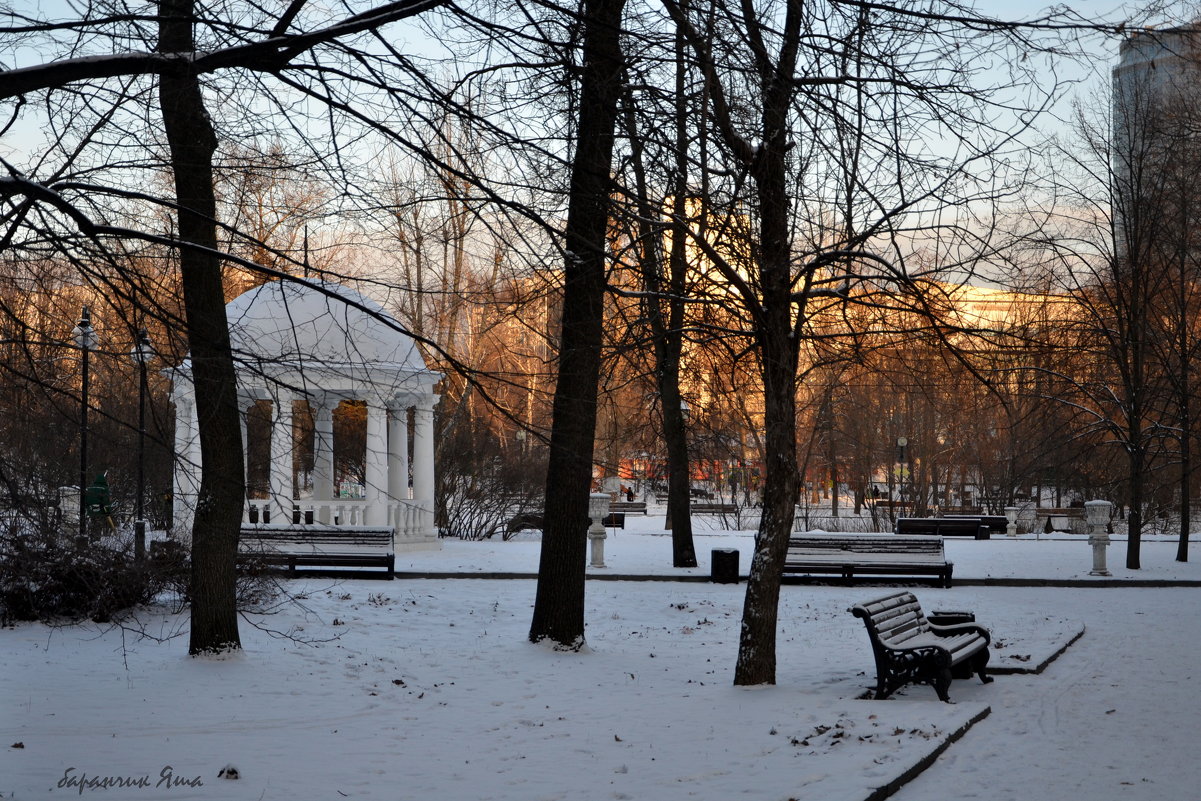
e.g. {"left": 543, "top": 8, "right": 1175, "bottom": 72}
{"left": 661, "top": 368, "right": 696, "bottom": 566}
{"left": 733, "top": 66, "right": 800, "bottom": 685}
{"left": 1177, "top": 348, "right": 1191, "bottom": 563}
{"left": 158, "top": 0, "right": 245, "bottom": 654}
{"left": 528, "top": 0, "right": 627, "bottom": 648}
{"left": 618, "top": 71, "right": 696, "bottom": 567}
{"left": 663, "top": 33, "right": 697, "bottom": 568}
{"left": 734, "top": 314, "right": 799, "bottom": 685}
{"left": 829, "top": 425, "right": 839, "bottom": 517}
{"left": 1178, "top": 431, "right": 1191, "bottom": 562}
{"left": 1127, "top": 445, "right": 1144, "bottom": 570}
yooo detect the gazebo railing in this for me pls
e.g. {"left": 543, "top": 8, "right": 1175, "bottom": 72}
{"left": 244, "top": 498, "right": 430, "bottom": 540}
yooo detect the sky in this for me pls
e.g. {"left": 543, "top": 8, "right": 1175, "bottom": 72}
{"left": 0, "top": 0, "right": 1183, "bottom": 294}
{"left": 0, "top": 0, "right": 1157, "bottom": 212}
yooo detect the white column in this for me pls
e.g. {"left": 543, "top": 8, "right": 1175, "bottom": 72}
{"left": 187, "top": 396, "right": 201, "bottom": 491}
{"left": 269, "top": 393, "right": 293, "bottom": 524}
{"left": 172, "top": 393, "right": 199, "bottom": 538}
{"left": 388, "top": 402, "right": 410, "bottom": 502}
{"left": 238, "top": 397, "right": 251, "bottom": 522}
{"left": 238, "top": 406, "right": 249, "bottom": 491}
{"left": 312, "top": 401, "right": 334, "bottom": 503}
{"left": 364, "top": 396, "right": 389, "bottom": 527}
{"left": 412, "top": 395, "right": 438, "bottom": 538}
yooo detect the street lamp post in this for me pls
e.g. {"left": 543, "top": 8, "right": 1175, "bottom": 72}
{"left": 72, "top": 307, "right": 98, "bottom": 541}
{"left": 131, "top": 328, "right": 154, "bottom": 561}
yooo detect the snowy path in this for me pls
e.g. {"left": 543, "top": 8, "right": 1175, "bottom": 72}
{"left": 890, "top": 587, "right": 1201, "bottom": 801}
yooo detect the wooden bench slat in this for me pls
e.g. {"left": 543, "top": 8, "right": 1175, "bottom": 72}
{"left": 902, "top": 632, "right": 988, "bottom": 662}
{"left": 787, "top": 552, "right": 945, "bottom": 565}
{"left": 692, "top": 503, "right": 737, "bottom": 514}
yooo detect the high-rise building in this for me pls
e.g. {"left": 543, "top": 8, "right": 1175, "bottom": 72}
{"left": 1112, "top": 25, "right": 1201, "bottom": 259}
{"left": 1114, "top": 25, "right": 1201, "bottom": 95}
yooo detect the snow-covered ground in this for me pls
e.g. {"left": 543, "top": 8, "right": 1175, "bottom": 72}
{"left": 3, "top": 516, "right": 1199, "bottom": 801}
{"left": 401, "top": 515, "right": 1201, "bottom": 584}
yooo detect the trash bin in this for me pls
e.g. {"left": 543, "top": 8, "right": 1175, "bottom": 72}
{"left": 711, "top": 549, "right": 739, "bottom": 583}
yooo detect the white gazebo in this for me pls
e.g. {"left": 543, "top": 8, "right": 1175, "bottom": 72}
{"left": 169, "top": 279, "right": 442, "bottom": 551}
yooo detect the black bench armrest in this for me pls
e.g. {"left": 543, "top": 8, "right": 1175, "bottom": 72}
{"left": 927, "top": 620, "right": 992, "bottom": 646}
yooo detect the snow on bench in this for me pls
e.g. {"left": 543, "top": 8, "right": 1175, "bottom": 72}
{"left": 785, "top": 534, "right": 953, "bottom": 587}
{"left": 239, "top": 525, "right": 395, "bottom": 577}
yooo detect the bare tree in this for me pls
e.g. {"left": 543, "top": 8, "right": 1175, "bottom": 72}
{"left": 616, "top": 53, "right": 698, "bottom": 566}
{"left": 156, "top": 0, "right": 245, "bottom": 652}
{"left": 1, "top": 0, "right": 444, "bottom": 652}
{"left": 527, "top": 0, "right": 630, "bottom": 648}
{"left": 1030, "top": 62, "right": 1201, "bottom": 568}
{"left": 655, "top": 0, "right": 1082, "bottom": 684}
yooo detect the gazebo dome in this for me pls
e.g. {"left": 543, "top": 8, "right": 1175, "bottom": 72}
{"left": 225, "top": 279, "right": 426, "bottom": 371}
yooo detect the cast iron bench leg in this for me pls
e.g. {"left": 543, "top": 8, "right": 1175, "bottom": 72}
{"left": 972, "top": 650, "right": 994, "bottom": 685}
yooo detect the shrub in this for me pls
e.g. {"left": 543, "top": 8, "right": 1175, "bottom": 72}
{"left": 0, "top": 520, "right": 167, "bottom": 624}
{"left": 0, "top": 519, "right": 282, "bottom": 626}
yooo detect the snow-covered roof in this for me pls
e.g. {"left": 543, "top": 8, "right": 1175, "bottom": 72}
{"left": 169, "top": 279, "right": 440, "bottom": 401}
{"left": 225, "top": 279, "right": 425, "bottom": 371}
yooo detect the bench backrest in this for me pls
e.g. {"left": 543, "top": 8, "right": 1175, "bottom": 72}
{"left": 789, "top": 534, "right": 945, "bottom": 556}
{"left": 240, "top": 525, "right": 394, "bottom": 551}
{"left": 896, "top": 517, "right": 984, "bottom": 537}
{"left": 944, "top": 514, "right": 1008, "bottom": 531}
{"left": 850, "top": 591, "right": 930, "bottom": 647}
{"left": 894, "top": 519, "right": 941, "bottom": 536}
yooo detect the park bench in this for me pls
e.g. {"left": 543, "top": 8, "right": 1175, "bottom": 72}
{"left": 239, "top": 525, "right": 395, "bottom": 578}
{"left": 506, "top": 511, "right": 626, "bottom": 533}
{"left": 849, "top": 590, "right": 993, "bottom": 702}
{"left": 692, "top": 502, "right": 737, "bottom": 514}
{"left": 652, "top": 492, "right": 720, "bottom": 505}
{"left": 506, "top": 512, "right": 544, "bottom": 534}
{"left": 1034, "top": 508, "right": 1086, "bottom": 534}
{"left": 943, "top": 514, "right": 1008, "bottom": 535}
{"left": 609, "top": 501, "right": 647, "bottom": 515}
{"left": 895, "top": 517, "right": 990, "bottom": 539}
{"left": 784, "top": 534, "right": 953, "bottom": 587}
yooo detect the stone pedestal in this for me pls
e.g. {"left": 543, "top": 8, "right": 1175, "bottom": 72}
{"left": 588, "top": 493, "right": 611, "bottom": 568}
{"left": 1085, "top": 500, "right": 1113, "bottom": 576}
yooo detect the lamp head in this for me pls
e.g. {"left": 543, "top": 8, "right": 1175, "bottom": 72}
{"left": 71, "top": 306, "right": 98, "bottom": 350}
